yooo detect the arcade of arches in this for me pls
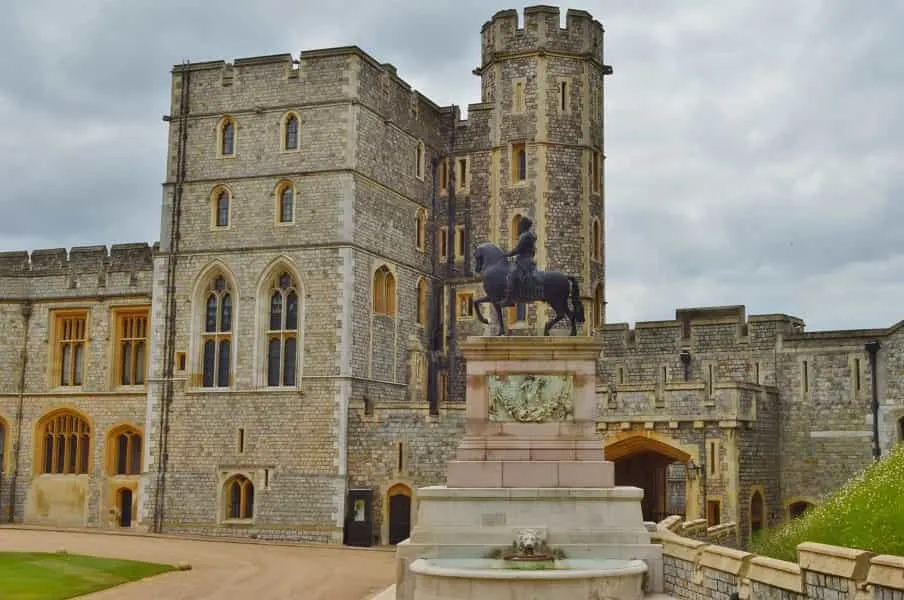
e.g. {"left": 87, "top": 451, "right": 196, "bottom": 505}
{"left": 604, "top": 434, "right": 695, "bottom": 523}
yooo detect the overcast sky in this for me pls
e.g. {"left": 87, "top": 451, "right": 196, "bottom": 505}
{"left": 1, "top": 1, "right": 902, "bottom": 331}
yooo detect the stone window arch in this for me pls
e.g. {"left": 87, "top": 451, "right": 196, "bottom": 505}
{"left": 373, "top": 265, "right": 397, "bottom": 317}
{"left": 265, "top": 271, "right": 300, "bottom": 387}
{"left": 224, "top": 474, "right": 254, "bottom": 520}
{"left": 201, "top": 273, "right": 234, "bottom": 387}
{"left": 216, "top": 115, "right": 236, "bottom": 157}
{"left": 415, "top": 208, "right": 427, "bottom": 252}
{"left": 281, "top": 111, "right": 300, "bottom": 151}
{"left": 36, "top": 409, "right": 91, "bottom": 475}
{"left": 415, "top": 140, "right": 425, "bottom": 180}
{"left": 788, "top": 499, "right": 815, "bottom": 520}
{"left": 107, "top": 425, "right": 142, "bottom": 476}
{"left": 210, "top": 185, "right": 232, "bottom": 229}
{"left": 590, "top": 217, "right": 601, "bottom": 262}
{"left": 416, "top": 278, "right": 429, "bottom": 327}
{"left": 274, "top": 180, "right": 295, "bottom": 224}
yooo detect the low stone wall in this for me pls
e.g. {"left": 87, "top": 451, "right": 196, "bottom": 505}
{"left": 655, "top": 519, "right": 904, "bottom": 600}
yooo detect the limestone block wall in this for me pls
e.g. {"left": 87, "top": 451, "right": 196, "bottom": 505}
{"left": 656, "top": 519, "right": 904, "bottom": 600}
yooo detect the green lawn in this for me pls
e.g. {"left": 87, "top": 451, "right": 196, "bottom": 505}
{"left": 751, "top": 442, "right": 904, "bottom": 562}
{"left": 0, "top": 551, "right": 177, "bottom": 600}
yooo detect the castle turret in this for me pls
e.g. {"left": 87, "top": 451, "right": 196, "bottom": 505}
{"left": 477, "top": 6, "right": 611, "bottom": 333}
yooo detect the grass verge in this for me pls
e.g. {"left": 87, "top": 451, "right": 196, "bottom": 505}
{"left": 750, "top": 442, "right": 904, "bottom": 561}
{"left": 0, "top": 551, "right": 177, "bottom": 599}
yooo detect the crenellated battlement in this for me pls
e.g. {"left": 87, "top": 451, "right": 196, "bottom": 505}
{"left": 0, "top": 243, "right": 154, "bottom": 277}
{"left": 480, "top": 6, "right": 605, "bottom": 67}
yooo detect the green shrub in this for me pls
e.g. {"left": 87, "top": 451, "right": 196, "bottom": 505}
{"left": 751, "top": 442, "right": 904, "bottom": 562}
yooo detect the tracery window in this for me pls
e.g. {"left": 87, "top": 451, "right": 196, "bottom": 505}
{"left": 202, "top": 275, "right": 233, "bottom": 387}
{"left": 284, "top": 113, "right": 299, "bottom": 150}
{"left": 39, "top": 411, "right": 91, "bottom": 475}
{"left": 267, "top": 272, "right": 299, "bottom": 387}
{"left": 225, "top": 475, "right": 254, "bottom": 519}
{"left": 111, "top": 428, "right": 142, "bottom": 475}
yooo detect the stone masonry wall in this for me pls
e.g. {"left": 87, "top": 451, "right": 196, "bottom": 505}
{"left": 656, "top": 518, "right": 904, "bottom": 600}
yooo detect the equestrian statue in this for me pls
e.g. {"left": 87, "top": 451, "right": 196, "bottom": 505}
{"left": 473, "top": 216, "right": 585, "bottom": 336}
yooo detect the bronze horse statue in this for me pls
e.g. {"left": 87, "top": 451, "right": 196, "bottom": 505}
{"left": 472, "top": 242, "right": 585, "bottom": 336}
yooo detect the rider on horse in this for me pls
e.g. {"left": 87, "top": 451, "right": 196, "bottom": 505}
{"left": 502, "top": 216, "right": 538, "bottom": 304}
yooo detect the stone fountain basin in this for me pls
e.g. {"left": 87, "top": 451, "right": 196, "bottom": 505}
{"left": 409, "top": 557, "right": 647, "bottom": 600}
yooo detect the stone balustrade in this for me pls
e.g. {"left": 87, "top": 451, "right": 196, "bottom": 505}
{"left": 654, "top": 517, "right": 904, "bottom": 599}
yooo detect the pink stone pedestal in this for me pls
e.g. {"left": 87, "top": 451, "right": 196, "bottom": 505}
{"left": 445, "top": 336, "right": 614, "bottom": 488}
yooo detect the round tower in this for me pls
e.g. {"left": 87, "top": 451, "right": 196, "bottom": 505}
{"left": 478, "top": 5, "right": 611, "bottom": 333}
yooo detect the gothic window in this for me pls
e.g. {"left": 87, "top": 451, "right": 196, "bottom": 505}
{"left": 415, "top": 141, "right": 425, "bottom": 179}
{"left": 276, "top": 182, "right": 294, "bottom": 224}
{"left": 284, "top": 113, "right": 299, "bottom": 150}
{"left": 212, "top": 188, "right": 230, "bottom": 228}
{"left": 415, "top": 208, "right": 426, "bottom": 251}
{"left": 372, "top": 265, "right": 397, "bottom": 316}
{"left": 202, "top": 275, "right": 233, "bottom": 387}
{"left": 590, "top": 218, "right": 601, "bottom": 262}
{"left": 512, "top": 143, "right": 526, "bottom": 182}
{"left": 267, "top": 272, "right": 299, "bottom": 387}
{"left": 218, "top": 116, "right": 236, "bottom": 157}
{"left": 38, "top": 411, "right": 91, "bottom": 475}
{"left": 109, "top": 427, "right": 142, "bottom": 475}
{"left": 416, "top": 278, "right": 428, "bottom": 327}
{"left": 225, "top": 474, "right": 254, "bottom": 519}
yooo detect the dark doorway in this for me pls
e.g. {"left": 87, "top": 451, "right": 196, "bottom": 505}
{"left": 614, "top": 452, "right": 673, "bottom": 522}
{"left": 750, "top": 490, "right": 764, "bottom": 534}
{"left": 788, "top": 501, "right": 814, "bottom": 520}
{"left": 388, "top": 484, "right": 412, "bottom": 545}
{"left": 118, "top": 488, "right": 133, "bottom": 527}
{"left": 343, "top": 488, "right": 374, "bottom": 547}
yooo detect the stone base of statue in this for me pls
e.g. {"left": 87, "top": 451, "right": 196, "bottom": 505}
{"left": 393, "top": 337, "right": 663, "bottom": 600}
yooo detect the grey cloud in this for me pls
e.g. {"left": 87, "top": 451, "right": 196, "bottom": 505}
{"left": 1, "top": 1, "right": 902, "bottom": 331}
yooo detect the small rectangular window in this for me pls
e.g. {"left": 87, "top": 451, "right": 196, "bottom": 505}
{"left": 802, "top": 360, "right": 809, "bottom": 393}
{"left": 854, "top": 358, "right": 861, "bottom": 391}
{"left": 454, "top": 226, "right": 466, "bottom": 260}
{"left": 176, "top": 352, "right": 187, "bottom": 371}
{"left": 237, "top": 428, "right": 245, "bottom": 453}
{"left": 707, "top": 500, "right": 721, "bottom": 527}
{"left": 438, "top": 227, "right": 448, "bottom": 260}
{"left": 457, "top": 292, "right": 475, "bottom": 319}
{"left": 456, "top": 157, "right": 468, "bottom": 191}
{"left": 511, "top": 142, "right": 526, "bottom": 182}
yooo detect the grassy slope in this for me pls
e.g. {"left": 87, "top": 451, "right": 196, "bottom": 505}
{"left": 0, "top": 552, "right": 176, "bottom": 600}
{"left": 751, "top": 442, "right": 904, "bottom": 562}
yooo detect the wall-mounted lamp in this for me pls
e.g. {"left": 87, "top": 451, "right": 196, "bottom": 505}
{"left": 679, "top": 349, "right": 692, "bottom": 382}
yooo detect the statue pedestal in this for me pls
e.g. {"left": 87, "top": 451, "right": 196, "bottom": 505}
{"left": 446, "top": 336, "right": 613, "bottom": 488}
{"left": 394, "top": 337, "right": 663, "bottom": 600}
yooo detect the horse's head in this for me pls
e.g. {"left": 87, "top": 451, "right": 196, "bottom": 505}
{"left": 474, "top": 242, "right": 505, "bottom": 274}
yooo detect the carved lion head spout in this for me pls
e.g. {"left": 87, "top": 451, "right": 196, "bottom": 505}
{"left": 515, "top": 529, "right": 540, "bottom": 555}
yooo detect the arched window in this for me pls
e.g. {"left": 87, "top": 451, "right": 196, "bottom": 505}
{"left": 590, "top": 217, "right": 601, "bottom": 262}
{"left": 109, "top": 427, "right": 142, "bottom": 475}
{"left": 372, "top": 265, "right": 396, "bottom": 317}
{"left": 415, "top": 141, "right": 425, "bottom": 179}
{"left": 750, "top": 490, "right": 765, "bottom": 535}
{"left": 592, "top": 283, "right": 604, "bottom": 329}
{"left": 276, "top": 182, "right": 294, "bottom": 224}
{"left": 202, "top": 275, "right": 233, "bottom": 387}
{"left": 225, "top": 474, "right": 254, "bottom": 520}
{"left": 212, "top": 187, "right": 230, "bottom": 228}
{"left": 218, "top": 116, "right": 236, "bottom": 157}
{"left": 284, "top": 113, "right": 299, "bottom": 150}
{"left": 416, "top": 278, "right": 428, "bottom": 327}
{"left": 415, "top": 208, "right": 427, "bottom": 251}
{"left": 267, "top": 272, "right": 299, "bottom": 387}
{"left": 38, "top": 411, "right": 91, "bottom": 475}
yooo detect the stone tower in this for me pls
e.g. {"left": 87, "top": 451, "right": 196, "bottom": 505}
{"left": 476, "top": 6, "right": 609, "bottom": 331}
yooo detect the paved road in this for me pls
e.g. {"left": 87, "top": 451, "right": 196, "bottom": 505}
{"left": 0, "top": 528, "right": 395, "bottom": 600}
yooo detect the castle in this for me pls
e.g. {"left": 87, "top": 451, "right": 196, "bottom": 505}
{"left": 0, "top": 6, "right": 901, "bottom": 549}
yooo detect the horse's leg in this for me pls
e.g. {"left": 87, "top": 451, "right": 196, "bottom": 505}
{"left": 493, "top": 302, "right": 507, "bottom": 336}
{"left": 473, "top": 295, "right": 491, "bottom": 325}
{"left": 543, "top": 300, "right": 567, "bottom": 336}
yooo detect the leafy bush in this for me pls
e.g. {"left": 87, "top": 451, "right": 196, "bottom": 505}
{"left": 751, "top": 442, "right": 904, "bottom": 562}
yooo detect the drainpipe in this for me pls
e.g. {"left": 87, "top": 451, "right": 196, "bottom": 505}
{"left": 7, "top": 300, "right": 32, "bottom": 522}
{"left": 865, "top": 340, "right": 881, "bottom": 461}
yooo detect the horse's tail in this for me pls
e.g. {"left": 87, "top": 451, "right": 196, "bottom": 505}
{"left": 568, "top": 276, "right": 585, "bottom": 324}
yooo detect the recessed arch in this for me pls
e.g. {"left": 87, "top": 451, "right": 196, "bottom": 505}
{"left": 604, "top": 433, "right": 693, "bottom": 463}
{"left": 255, "top": 259, "right": 304, "bottom": 388}
{"left": 415, "top": 277, "right": 429, "bottom": 327}
{"left": 415, "top": 207, "right": 427, "bottom": 252}
{"left": 749, "top": 485, "right": 766, "bottom": 537}
{"left": 190, "top": 261, "right": 240, "bottom": 389}
{"left": 785, "top": 497, "right": 818, "bottom": 520}
{"left": 590, "top": 217, "right": 602, "bottom": 262}
{"left": 216, "top": 115, "right": 237, "bottom": 157}
{"left": 385, "top": 481, "right": 414, "bottom": 545}
{"left": 34, "top": 407, "right": 93, "bottom": 475}
{"left": 415, "top": 140, "right": 425, "bottom": 180}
